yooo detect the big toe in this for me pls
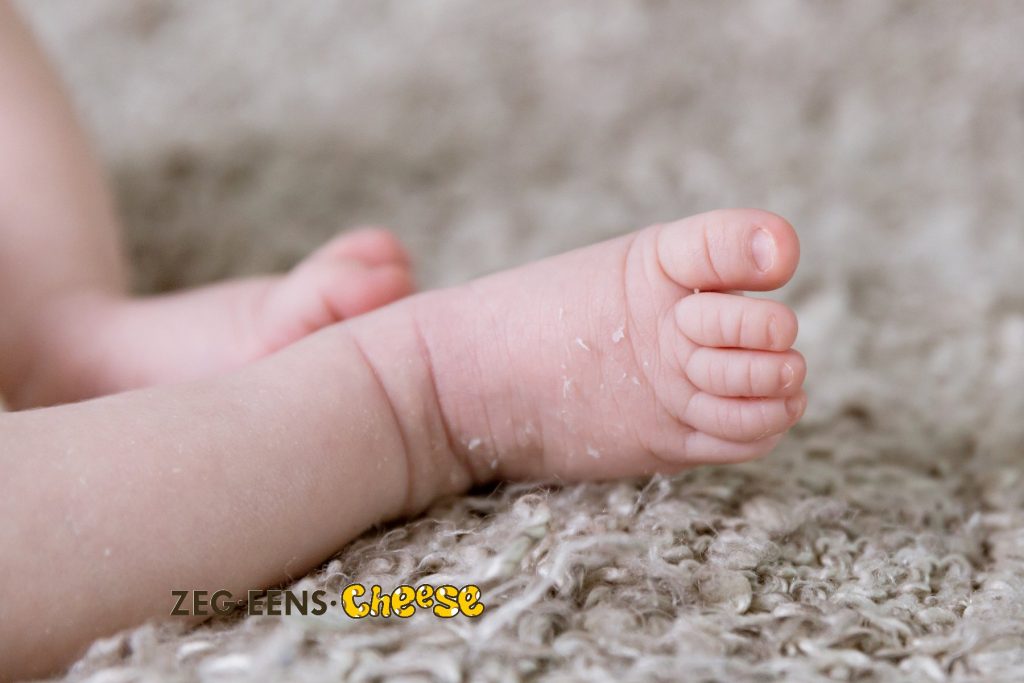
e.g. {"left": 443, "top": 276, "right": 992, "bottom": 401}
{"left": 310, "top": 227, "right": 411, "bottom": 268}
{"left": 655, "top": 208, "right": 800, "bottom": 292}
{"left": 257, "top": 258, "right": 413, "bottom": 352}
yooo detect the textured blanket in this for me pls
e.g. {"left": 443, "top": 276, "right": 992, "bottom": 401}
{"left": 20, "top": 1, "right": 1024, "bottom": 681}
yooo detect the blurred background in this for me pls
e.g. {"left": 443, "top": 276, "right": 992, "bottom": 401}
{"left": 19, "top": 0, "right": 1024, "bottom": 426}
{"left": 18, "top": 2, "right": 1024, "bottom": 679}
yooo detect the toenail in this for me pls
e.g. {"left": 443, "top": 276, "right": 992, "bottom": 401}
{"left": 786, "top": 394, "right": 806, "bottom": 418}
{"left": 751, "top": 229, "right": 775, "bottom": 273}
{"left": 780, "top": 362, "right": 795, "bottom": 390}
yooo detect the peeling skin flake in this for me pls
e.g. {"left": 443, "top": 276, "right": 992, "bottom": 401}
{"left": 575, "top": 337, "right": 590, "bottom": 351}
{"left": 611, "top": 326, "right": 625, "bottom": 343}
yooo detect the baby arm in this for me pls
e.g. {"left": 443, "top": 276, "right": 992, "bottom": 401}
{"left": 0, "top": 0, "right": 126, "bottom": 390}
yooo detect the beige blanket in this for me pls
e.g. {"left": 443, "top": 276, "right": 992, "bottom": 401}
{"left": 20, "top": 1, "right": 1024, "bottom": 680}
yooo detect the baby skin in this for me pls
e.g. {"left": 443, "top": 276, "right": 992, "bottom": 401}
{"left": 10, "top": 227, "right": 415, "bottom": 408}
{"left": 414, "top": 209, "right": 805, "bottom": 485}
{"left": 0, "top": 3, "right": 805, "bottom": 678}
{"left": 1, "top": 209, "right": 805, "bottom": 678}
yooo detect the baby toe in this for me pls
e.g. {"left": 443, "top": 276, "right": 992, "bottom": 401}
{"left": 683, "top": 391, "right": 806, "bottom": 442}
{"left": 260, "top": 260, "right": 413, "bottom": 349}
{"left": 655, "top": 208, "right": 800, "bottom": 292}
{"left": 685, "top": 347, "right": 805, "bottom": 398}
{"left": 310, "top": 262, "right": 414, "bottom": 319}
{"left": 676, "top": 292, "right": 798, "bottom": 351}
{"left": 682, "top": 431, "right": 786, "bottom": 464}
{"left": 312, "top": 227, "right": 411, "bottom": 267}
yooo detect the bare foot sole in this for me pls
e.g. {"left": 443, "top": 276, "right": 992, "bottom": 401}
{"left": 13, "top": 228, "right": 414, "bottom": 408}
{"left": 392, "top": 208, "right": 806, "bottom": 489}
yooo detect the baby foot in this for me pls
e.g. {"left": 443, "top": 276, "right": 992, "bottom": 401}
{"left": 14, "top": 228, "right": 413, "bottom": 407}
{"left": 411, "top": 209, "right": 805, "bottom": 484}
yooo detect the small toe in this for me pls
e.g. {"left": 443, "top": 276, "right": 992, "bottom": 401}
{"left": 259, "top": 261, "right": 413, "bottom": 350}
{"left": 683, "top": 391, "right": 806, "bottom": 442}
{"left": 676, "top": 292, "right": 798, "bottom": 351}
{"left": 682, "top": 431, "right": 785, "bottom": 464}
{"left": 655, "top": 209, "right": 800, "bottom": 292}
{"left": 685, "top": 347, "right": 805, "bottom": 398}
{"left": 314, "top": 262, "right": 414, "bottom": 318}
{"left": 311, "top": 227, "right": 410, "bottom": 268}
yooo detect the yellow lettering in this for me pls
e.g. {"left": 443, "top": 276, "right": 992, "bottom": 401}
{"left": 415, "top": 584, "right": 434, "bottom": 608}
{"left": 341, "top": 584, "right": 369, "bottom": 618}
{"left": 369, "top": 584, "right": 392, "bottom": 617}
{"left": 458, "top": 584, "right": 485, "bottom": 617}
{"left": 391, "top": 585, "right": 416, "bottom": 618}
{"left": 432, "top": 584, "right": 459, "bottom": 618}
{"left": 341, "top": 583, "right": 485, "bottom": 619}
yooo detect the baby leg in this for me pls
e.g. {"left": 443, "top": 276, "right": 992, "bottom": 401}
{"left": 0, "top": 2, "right": 412, "bottom": 409}
{"left": 1, "top": 208, "right": 804, "bottom": 680}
